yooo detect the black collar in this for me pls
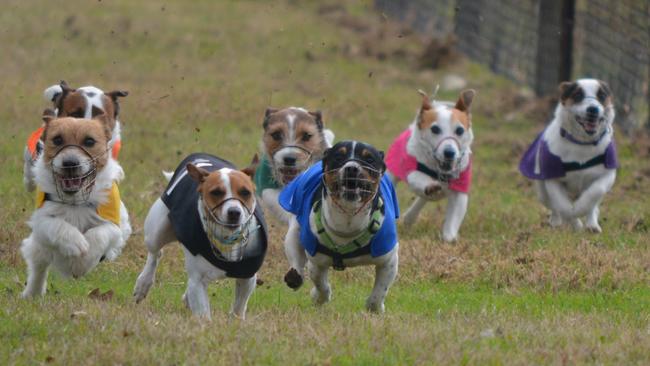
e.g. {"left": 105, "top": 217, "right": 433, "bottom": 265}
{"left": 416, "top": 162, "right": 455, "bottom": 182}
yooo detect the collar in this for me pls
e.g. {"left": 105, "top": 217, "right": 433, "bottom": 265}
{"left": 560, "top": 127, "right": 608, "bottom": 146}
{"left": 416, "top": 162, "right": 458, "bottom": 182}
{"left": 312, "top": 188, "right": 384, "bottom": 256}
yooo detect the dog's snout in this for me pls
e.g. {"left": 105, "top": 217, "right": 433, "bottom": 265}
{"left": 443, "top": 148, "right": 456, "bottom": 160}
{"left": 226, "top": 207, "right": 241, "bottom": 223}
{"left": 344, "top": 165, "right": 360, "bottom": 176}
{"left": 62, "top": 158, "right": 79, "bottom": 168}
{"left": 586, "top": 105, "right": 599, "bottom": 116}
{"left": 283, "top": 156, "right": 297, "bottom": 166}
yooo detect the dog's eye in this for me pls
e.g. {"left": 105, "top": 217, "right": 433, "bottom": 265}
{"left": 52, "top": 135, "right": 63, "bottom": 146}
{"left": 455, "top": 126, "right": 465, "bottom": 136}
{"left": 301, "top": 133, "right": 312, "bottom": 142}
{"left": 210, "top": 189, "right": 225, "bottom": 197}
{"left": 83, "top": 137, "right": 96, "bottom": 148}
{"left": 69, "top": 108, "right": 84, "bottom": 118}
{"left": 430, "top": 125, "right": 441, "bottom": 134}
{"left": 597, "top": 89, "right": 607, "bottom": 103}
{"left": 239, "top": 189, "right": 251, "bottom": 198}
{"left": 271, "top": 131, "right": 282, "bottom": 141}
{"left": 573, "top": 90, "right": 584, "bottom": 103}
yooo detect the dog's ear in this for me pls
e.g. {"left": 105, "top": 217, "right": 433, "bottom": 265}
{"left": 241, "top": 154, "right": 259, "bottom": 178}
{"left": 44, "top": 84, "right": 63, "bottom": 103}
{"left": 41, "top": 112, "right": 55, "bottom": 141}
{"left": 308, "top": 110, "right": 324, "bottom": 130}
{"left": 378, "top": 150, "right": 386, "bottom": 173}
{"left": 598, "top": 80, "right": 613, "bottom": 101}
{"left": 55, "top": 80, "right": 74, "bottom": 116}
{"left": 187, "top": 163, "right": 210, "bottom": 184}
{"left": 106, "top": 90, "right": 129, "bottom": 100}
{"left": 455, "top": 89, "right": 475, "bottom": 112}
{"left": 94, "top": 113, "right": 113, "bottom": 140}
{"left": 418, "top": 89, "right": 432, "bottom": 111}
{"left": 263, "top": 107, "right": 279, "bottom": 129}
{"left": 43, "top": 108, "right": 56, "bottom": 118}
{"left": 559, "top": 81, "right": 578, "bottom": 103}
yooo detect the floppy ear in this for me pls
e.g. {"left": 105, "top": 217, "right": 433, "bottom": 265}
{"left": 308, "top": 110, "right": 324, "bottom": 130}
{"left": 598, "top": 80, "right": 612, "bottom": 100}
{"left": 41, "top": 113, "right": 55, "bottom": 141}
{"left": 418, "top": 89, "right": 432, "bottom": 111}
{"left": 455, "top": 89, "right": 475, "bottom": 112}
{"left": 55, "top": 80, "right": 74, "bottom": 115}
{"left": 106, "top": 90, "right": 129, "bottom": 100}
{"left": 241, "top": 154, "right": 259, "bottom": 178}
{"left": 263, "top": 107, "right": 279, "bottom": 129}
{"left": 187, "top": 163, "right": 210, "bottom": 184}
{"left": 559, "top": 81, "right": 578, "bottom": 102}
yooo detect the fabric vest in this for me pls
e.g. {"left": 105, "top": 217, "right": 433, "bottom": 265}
{"left": 253, "top": 155, "right": 281, "bottom": 195}
{"left": 35, "top": 183, "right": 121, "bottom": 226}
{"left": 161, "top": 153, "right": 268, "bottom": 279}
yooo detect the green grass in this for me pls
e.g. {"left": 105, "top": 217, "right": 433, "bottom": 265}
{"left": 1, "top": 0, "right": 650, "bottom": 364}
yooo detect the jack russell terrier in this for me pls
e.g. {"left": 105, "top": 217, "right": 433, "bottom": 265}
{"left": 279, "top": 141, "right": 399, "bottom": 313}
{"left": 21, "top": 114, "right": 128, "bottom": 298}
{"left": 520, "top": 78, "right": 618, "bottom": 232}
{"left": 385, "top": 89, "right": 476, "bottom": 242}
{"left": 255, "top": 107, "right": 334, "bottom": 223}
{"left": 24, "top": 80, "right": 128, "bottom": 192}
{"left": 133, "top": 153, "right": 267, "bottom": 320}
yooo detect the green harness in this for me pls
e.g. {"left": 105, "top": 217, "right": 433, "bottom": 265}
{"left": 312, "top": 197, "right": 384, "bottom": 255}
{"left": 254, "top": 155, "right": 281, "bottom": 196}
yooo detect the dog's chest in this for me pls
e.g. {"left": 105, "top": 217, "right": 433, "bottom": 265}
{"left": 41, "top": 202, "right": 104, "bottom": 231}
{"left": 559, "top": 165, "right": 610, "bottom": 195}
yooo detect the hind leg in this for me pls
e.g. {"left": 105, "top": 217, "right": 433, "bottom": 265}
{"left": 133, "top": 199, "right": 176, "bottom": 303}
{"left": 21, "top": 236, "right": 52, "bottom": 298}
{"left": 308, "top": 260, "right": 331, "bottom": 305}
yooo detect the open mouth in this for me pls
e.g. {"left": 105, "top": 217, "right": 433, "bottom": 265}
{"left": 59, "top": 176, "right": 84, "bottom": 193}
{"left": 278, "top": 167, "right": 300, "bottom": 184}
{"left": 575, "top": 115, "right": 602, "bottom": 135}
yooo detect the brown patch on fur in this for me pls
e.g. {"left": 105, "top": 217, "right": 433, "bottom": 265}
{"left": 262, "top": 108, "right": 326, "bottom": 161}
{"left": 41, "top": 117, "right": 111, "bottom": 171}
{"left": 188, "top": 165, "right": 257, "bottom": 212}
{"left": 451, "top": 109, "right": 471, "bottom": 129}
{"left": 54, "top": 82, "right": 125, "bottom": 132}
{"left": 417, "top": 90, "right": 437, "bottom": 129}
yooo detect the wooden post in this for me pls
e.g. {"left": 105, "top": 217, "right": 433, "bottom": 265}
{"left": 535, "top": 0, "right": 575, "bottom": 96}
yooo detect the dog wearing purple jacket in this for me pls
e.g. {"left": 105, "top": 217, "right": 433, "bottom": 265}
{"left": 519, "top": 79, "right": 618, "bottom": 232}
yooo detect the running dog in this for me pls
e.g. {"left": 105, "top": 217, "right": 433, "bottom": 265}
{"left": 519, "top": 78, "right": 617, "bottom": 232}
{"left": 255, "top": 107, "right": 334, "bottom": 223}
{"left": 21, "top": 115, "right": 128, "bottom": 298}
{"left": 279, "top": 141, "right": 399, "bottom": 313}
{"left": 385, "top": 89, "right": 476, "bottom": 242}
{"left": 133, "top": 154, "right": 267, "bottom": 320}
{"left": 24, "top": 80, "right": 128, "bottom": 192}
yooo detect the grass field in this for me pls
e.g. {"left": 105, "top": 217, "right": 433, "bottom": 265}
{"left": 1, "top": 1, "right": 650, "bottom": 364}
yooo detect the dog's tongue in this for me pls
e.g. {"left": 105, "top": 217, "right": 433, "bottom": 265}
{"left": 62, "top": 178, "right": 83, "bottom": 192}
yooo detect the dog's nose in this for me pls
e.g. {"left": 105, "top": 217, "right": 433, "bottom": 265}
{"left": 62, "top": 159, "right": 79, "bottom": 168}
{"left": 283, "top": 156, "right": 297, "bottom": 166}
{"left": 586, "top": 105, "right": 599, "bottom": 116}
{"left": 344, "top": 165, "right": 360, "bottom": 176}
{"left": 226, "top": 208, "right": 241, "bottom": 223}
{"left": 443, "top": 148, "right": 456, "bottom": 160}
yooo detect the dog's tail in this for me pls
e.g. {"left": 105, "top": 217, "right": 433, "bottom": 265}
{"left": 162, "top": 171, "right": 174, "bottom": 182}
{"left": 43, "top": 84, "right": 63, "bottom": 103}
{"left": 323, "top": 129, "right": 335, "bottom": 148}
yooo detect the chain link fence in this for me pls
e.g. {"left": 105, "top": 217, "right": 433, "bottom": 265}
{"left": 376, "top": 0, "right": 650, "bottom": 131}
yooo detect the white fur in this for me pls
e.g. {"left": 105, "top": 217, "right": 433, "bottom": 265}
{"left": 533, "top": 79, "right": 616, "bottom": 232}
{"left": 283, "top": 182, "right": 398, "bottom": 313}
{"left": 396, "top": 101, "right": 473, "bottom": 242}
{"left": 21, "top": 153, "right": 129, "bottom": 298}
{"left": 133, "top": 169, "right": 261, "bottom": 320}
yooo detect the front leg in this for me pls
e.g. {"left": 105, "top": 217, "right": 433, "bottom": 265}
{"left": 21, "top": 235, "right": 51, "bottom": 298}
{"left": 283, "top": 217, "right": 307, "bottom": 289}
{"left": 308, "top": 260, "right": 331, "bottom": 305}
{"left": 71, "top": 224, "right": 122, "bottom": 278}
{"left": 573, "top": 171, "right": 616, "bottom": 233}
{"left": 544, "top": 180, "right": 583, "bottom": 230}
{"left": 32, "top": 214, "right": 89, "bottom": 257}
{"left": 184, "top": 275, "right": 211, "bottom": 320}
{"left": 230, "top": 275, "right": 257, "bottom": 319}
{"left": 366, "top": 246, "right": 399, "bottom": 313}
{"left": 262, "top": 189, "right": 292, "bottom": 224}
{"left": 441, "top": 192, "right": 468, "bottom": 242}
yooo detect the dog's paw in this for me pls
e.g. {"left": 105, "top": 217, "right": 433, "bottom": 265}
{"left": 424, "top": 183, "right": 444, "bottom": 199}
{"left": 585, "top": 222, "right": 602, "bottom": 233}
{"left": 62, "top": 236, "right": 89, "bottom": 257}
{"left": 365, "top": 298, "right": 385, "bottom": 313}
{"left": 441, "top": 232, "right": 458, "bottom": 243}
{"left": 571, "top": 218, "right": 584, "bottom": 231}
{"left": 284, "top": 268, "right": 303, "bottom": 290}
{"left": 549, "top": 213, "right": 564, "bottom": 228}
{"left": 133, "top": 273, "right": 155, "bottom": 303}
{"left": 310, "top": 286, "right": 331, "bottom": 305}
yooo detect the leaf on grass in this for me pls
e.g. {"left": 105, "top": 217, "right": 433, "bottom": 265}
{"left": 70, "top": 311, "right": 87, "bottom": 319}
{"left": 88, "top": 288, "right": 114, "bottom": 301}
{"left": 45, "top": 356, "right": 55, "bottom": 363}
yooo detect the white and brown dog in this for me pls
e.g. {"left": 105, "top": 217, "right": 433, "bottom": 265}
{"left": 385, "top": 89, "right": 476, "bottom": 242}
{"left": 519, "top": 79, "right": 617, "bottom": 232}
{"left": 279, "top": 141, "right": 399, "bottom": 313}
{"left": 255, "top": 107, "right": 334, "bottom": 223}
{"left": 133, "top": 154, "right": 267, "bottom": 320}
{"left": 23, "top": 80, "right": 128, "bottom": 192}
{"left": 21, "top": 115, "right": 128, "bottom": 298}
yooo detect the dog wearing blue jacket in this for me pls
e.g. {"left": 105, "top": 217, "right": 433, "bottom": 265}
{"left": 279, "top": 141, "right": 399, "bottom": 313}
